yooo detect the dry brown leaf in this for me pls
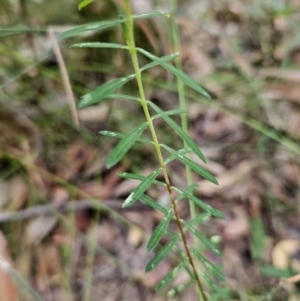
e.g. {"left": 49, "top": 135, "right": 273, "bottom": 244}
{"left": 272, "top": 239, "right": 300, "bottom": 272}
{"left": 25, "top": 216, "right": 58, "bottom": 245}
{"left": 0, "top": 231, "right": 19, "bottom": 301}
{"left": 260, "top": 68, "right": 300, "bottom": 83}
{"left": 198, "top": 160, "right": 254, "bottom": 195}
{"left": 261, "top": 83, "right": 300, "bottom": 104}
{"left": 181, "top": 45, "right": 214, "bottom": 77}
{"left": 223, "top": 206, "right": 249, "bottom": 241}
{"left": 51, "top": 186, "right": 69, "bottom": 206}
{"left": 127, "top": 226, "right": 144, "bottom": 247}
{"left": 79, "top": 105, "right": 109, "bottom": 122}
{"left": 37, "top": 244, "right": 61, "bottom": 283}
{"left": 8, "top": 176, "right": 28, "bottom": 210}
{"left": 61, "top": 141, "right": 96, "bottom": 180}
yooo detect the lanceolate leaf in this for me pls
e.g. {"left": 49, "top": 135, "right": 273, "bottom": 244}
{"left": 165, "top": 214, "right": 211, "bottom": 241}
{"left": 106, "top": 122, "right": 148, "bottom": 168}
{"left": 182, "top": 220, "right": 220, "bottom": 255}
{"left": 132, "top": 11, "right": 169, "bottom": 20}
{"left": 191, "top": 248, "right": 225, "bottom": 280}
{"left": 175, "top": 188, "right": 224, "bottom": 219}
{"left": 167, "top": 280, "right": 193, "bottom": 297}
{"left": 165, "top": 147, "right": 192, "bottom": 164}
{"left": 148, "top": 101, "right": 206, "bottom": 163}
{"left": 156, "top": 262, "right": 185, "bottom": 291}
{"left": 140, "top": 194, "right": 168, "bottom": 214}
{"left": 79, "top": 74, "right": 135, "bottom": 108}
{"left": 71, "top": 42, "right": 128, "bottom": 49}
{"left": 145, "top": 239, "right": 177, "bottom": 272}
{"left": 100, "top": 130, "right": 153, "bottom": 144}
{"left": 136, "top": 48, "right": 211, "bottom": 99}
{"left": 147, "top": 209, "right": 173, "bottom": 251}
{"left": 189, "top": 212, "right": 211, "bottom": 226}
{"left": 175, "top": 184, "right": 198, "bottom": 202}
{"left": 198, "top": 270, "right": 230, "bottom": 301}
{"left": 152, "top": 109, "right": 187, "bottom": 121}
{"left": 140, "top": 53, "right": 180, "bottom": 72}
{"left": 59, "top": 19, "right": 125, "bottom": 39}
{"left": 117, "top": 172, "right": 165, "bottom": 186}
{"left": 107, "top": 94, "right": 141, "bottom": 102}
{"left": 123, "top": 168, "right": 161, "bottom": 208}
{"left": 162, "top": 145, "right": 218, "bottom": 185}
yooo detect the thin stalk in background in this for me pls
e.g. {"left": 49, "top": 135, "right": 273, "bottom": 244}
{"left": 170, "top": 1, "right": 202, "bottom": 299}
{"left": 123, "top": 1, "right": 207, "bottom": 300}
{"left": 170, "top": 0, "right": 196, "bottom": 228}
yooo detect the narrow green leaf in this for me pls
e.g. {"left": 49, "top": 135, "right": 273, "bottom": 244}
{"left": 162, "top": 145, "right": 218, "bottom": 185}
{"left": 198, "top": 270, "right": 231, "bottom": 301}
{"left": 175, "top": 188, "right": 224, "bottom": 219}
{"left": 123, "top": 168, "right": 161, "bottom": 207}
{"left": 148, "top": 101, "right": 206, "bottom": 163}
{"left": 117, "top": 172, "right": 165, "bottom": 186}
{"left": 156, "top": 262, "right": 185, "bottom": 291}
{"left": 191, "top": 248, "right": 225, "bottom": 280}
{"left": 182, "top": 220, "right": 220, "bottom": 255}
{"left": 165, "top": 147, "right": 192, "bottom": 164}
{"left": 107, "top": 123, "right": 148, "bottom": 168}
{"left": 152, "top": 109, "right": 187, "bottom": 121}
{"left": 79, "top": 74, "right": 135, "bottom": 108}
{"left": 59, "top": 19, "right": 124, "bottom": 39}
{"left": 175, "top": 184, "right": 198, "bottom": 202}
{"left": 133, "top": 11, "right": 170, "bottom": 20}
{"left": 167, "top": 280, "right": 193, "bottom": 297}
{"left": 165, "top": 213, "right": 211, "bottom": 243}
{"left": 189, "top": 212, "right": 211, "bottom": 226}
{"left": 78, "top": 0, "right": 95, "bottom": 10}
{"left": 140, "top": 194, "right": 168, "bottom": 214}
{"left": 140, "top": 53, "right": 180, "bottom": 72}
{"left": 260, "top": 265, "right": 292, "bottom": 278}
{"left": 147, "top": 209, "right": 173, "bottom": 251}
{"left": 145, "top": 239, "right": 177, "bottom": 272}
{"left": 0, "top": 28, "right": 46, "bottom": 38}
{"left": 100, "top": 130, "right": 153, "bottom": 144}
{"left": 71, "top": 42, "right": 128, "bottom": 49}
{"left": 171, "top": 246, "right": 194, "bottom": 280}
{"left": 250, "top": 217, "right": 265, "bottom": 259}
{"left": 137, "top": 48, "right": 211, "bottom": 99}
{"left": 107, "top": 94, "right": 141, "bottom": 102}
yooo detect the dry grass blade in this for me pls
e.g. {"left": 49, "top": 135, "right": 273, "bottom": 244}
{"left": 48, "top": 27, "right": 79, "bottom": 129}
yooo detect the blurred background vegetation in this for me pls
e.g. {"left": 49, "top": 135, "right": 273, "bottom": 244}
{"left": 1, "top": 0, "right": 300, "bottom": 300}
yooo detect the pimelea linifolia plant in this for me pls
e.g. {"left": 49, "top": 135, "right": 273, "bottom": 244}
{"left": 61, "top": 1, "right": 229, "bottom": 300}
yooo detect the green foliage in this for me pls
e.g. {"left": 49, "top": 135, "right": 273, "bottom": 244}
{"left": 68, "top": 1, "right": 227, "bottom": 299}
{"left": 147, "top": 208, "right": 173, "bottom": 251}
{"left": 106, "top": 122, "right": 148, "bottom": 168}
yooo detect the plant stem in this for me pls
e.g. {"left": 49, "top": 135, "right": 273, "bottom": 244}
{"left": 170, "top": 0, "right": 196, "bottom": 230}
{"left": 123, "top": 2, "right": 207, "bottom": 300}
{"left": 170, "top": 2, "right": 202, "bottom": 299}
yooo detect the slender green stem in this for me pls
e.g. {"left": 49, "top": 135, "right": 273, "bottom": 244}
{"left": 170, "top": 0, "right": 196, "bottom": 227}
{"left": 123, "top": 2, "right": 207, "bottom": 300}
{"left": 170, "top": 2, "right": 202, "bottom": 299}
